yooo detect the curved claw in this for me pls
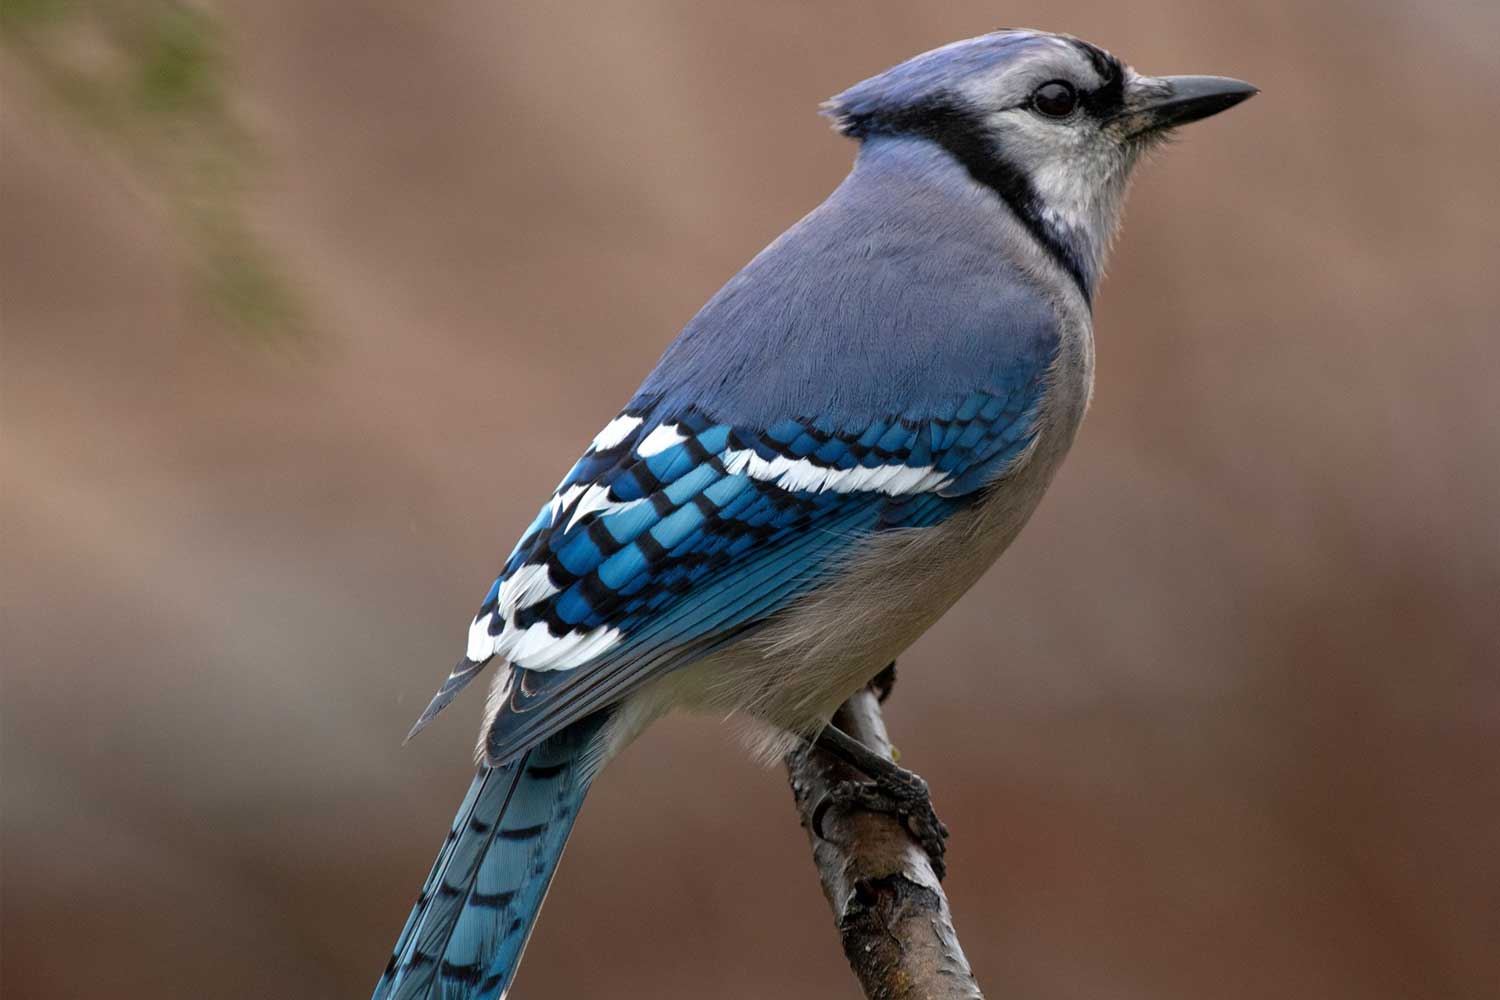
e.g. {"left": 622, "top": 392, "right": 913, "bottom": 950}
{"left": 898, "top": 800, "right": 950, "bottom": 877}
{"left": 808, "top": 777, "right": 950, "bottom": 880}
{"left": 810, "top": 785, "right": 840, "bottom": 842}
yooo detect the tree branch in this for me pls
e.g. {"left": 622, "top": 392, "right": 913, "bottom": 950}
{"left": 784, "top": 667, "right": 985, "bottom": 999}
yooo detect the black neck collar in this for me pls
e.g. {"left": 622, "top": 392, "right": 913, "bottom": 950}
{"left": 844, "top": 101, "right": 1093, "bottom": 300}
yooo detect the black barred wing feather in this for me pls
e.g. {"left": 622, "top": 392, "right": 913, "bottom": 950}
{"left": 417, "top": 386, "right": 1047, "bottom": 761}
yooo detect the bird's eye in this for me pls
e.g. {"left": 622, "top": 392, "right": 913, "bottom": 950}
{"left": 1031, "top": 80, "right": 1078, "bottom": 118}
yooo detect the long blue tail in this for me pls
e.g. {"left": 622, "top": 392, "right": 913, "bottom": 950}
{"left": 373, "top": 718, "right": 604, "bottom": 1000}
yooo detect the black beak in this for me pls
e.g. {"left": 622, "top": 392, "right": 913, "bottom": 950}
{"left": 1130, "top": 75, "right": 1258, "bottom": 134}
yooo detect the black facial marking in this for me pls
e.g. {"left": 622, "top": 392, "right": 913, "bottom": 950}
{"left": 841, "top": 99, "right": 1090, "bottom": 297}
{"left": 1070, "top": 38, "right": 1126, "bottom": 118}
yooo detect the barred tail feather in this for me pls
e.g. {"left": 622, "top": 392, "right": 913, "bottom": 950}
{"left": 373, "top": 716, "right": 606, "bottom": 1000}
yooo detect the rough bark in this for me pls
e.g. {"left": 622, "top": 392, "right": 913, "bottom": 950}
{"left": 784, "top": 670, "right": 985, "bottom": 1000}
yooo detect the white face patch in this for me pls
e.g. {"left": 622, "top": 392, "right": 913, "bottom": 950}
{"left": 939, "top": 39, "right": 1144, "bottom": 285}
{"left": 985, "top": 104, "right": 1136, "bottom": 283}
{"left": 1030, "top": 141, "right": 1129, "bottom": 227}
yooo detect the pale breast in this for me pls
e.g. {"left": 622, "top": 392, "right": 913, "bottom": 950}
{"left": 617, "top": 304, "right": 1097, "bottom": 760}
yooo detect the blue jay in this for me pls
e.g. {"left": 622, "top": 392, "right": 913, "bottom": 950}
{"left": 373, "top": 29, "right": 1254, "bottom": 1000}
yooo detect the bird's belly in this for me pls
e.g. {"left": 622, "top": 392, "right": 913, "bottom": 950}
{"left": 613, "top": 430, "right": 1073, "bottom": 762}
{"left": 710, "top": 313, "right": 1093, "bottom": 747}
{"left": 612, "top": 313, "right": 1094, "bottom": 762}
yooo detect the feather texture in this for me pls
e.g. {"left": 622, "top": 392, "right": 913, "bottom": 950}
{"left": 408, "top": 137, "right": 1062, "bottom": 748}
{"left": 374, "top": 23, "right": 1252, "bottom": 998}
{"left": 374, "top": 715, "right": 607, "bottom": 1000}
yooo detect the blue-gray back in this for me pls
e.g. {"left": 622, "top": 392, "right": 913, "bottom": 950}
{"left": 635, "top": 136, "right": 1060, "bottom": 428}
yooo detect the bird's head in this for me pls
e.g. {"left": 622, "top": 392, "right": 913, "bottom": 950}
{"left": 825, "top": 30, "right": 1257, "bottom": 295}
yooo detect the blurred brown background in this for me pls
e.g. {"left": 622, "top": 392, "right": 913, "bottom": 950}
{"left": 3, "top": 2, "right": 1497, "bottom": 998}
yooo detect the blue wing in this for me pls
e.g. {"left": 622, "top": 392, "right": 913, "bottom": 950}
{"left": 411, "top": 371, "right": 1052, "bottom": 762}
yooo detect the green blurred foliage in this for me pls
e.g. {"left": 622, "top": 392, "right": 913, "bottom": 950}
{"left": 2, "top": 0, "right": 306, "bottom": 342}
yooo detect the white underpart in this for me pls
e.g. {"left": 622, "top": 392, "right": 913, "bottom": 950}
{"left": 591, "top": 413, "right": 643, "bottom": 451}
{"left": 636, "top": 423, "right": 686, "bottom": 457}
{"left": 721, "top": 448, "right": 950, "bottom": 496}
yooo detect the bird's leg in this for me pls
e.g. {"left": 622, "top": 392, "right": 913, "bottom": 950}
{"left": 808, "top": 713, "right": 950, "bottom": 878}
